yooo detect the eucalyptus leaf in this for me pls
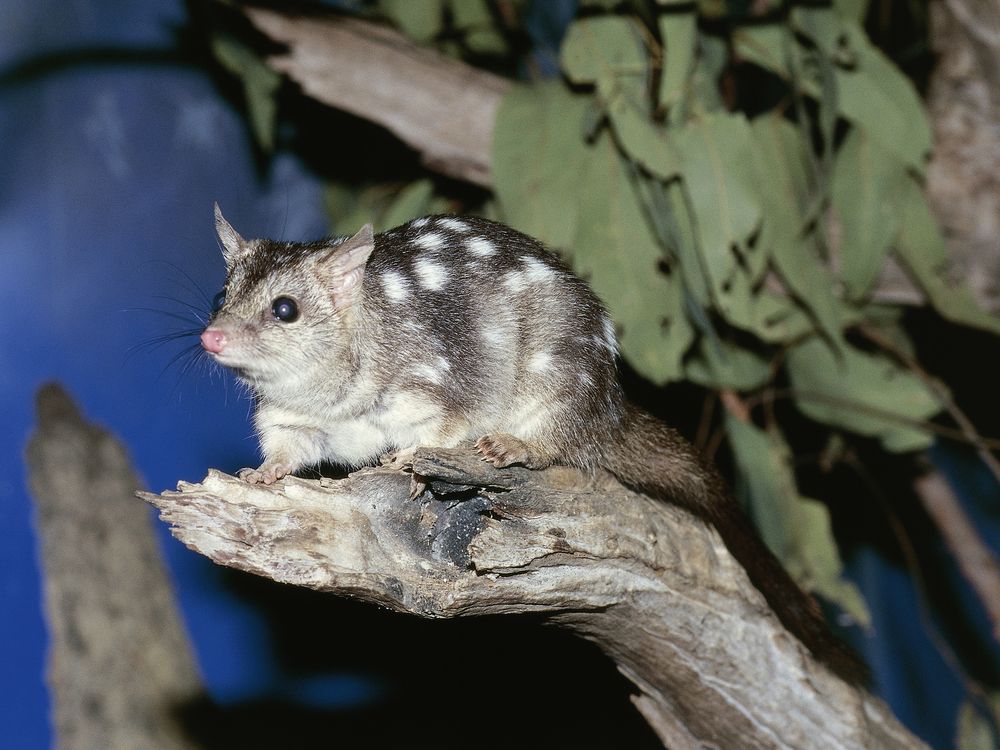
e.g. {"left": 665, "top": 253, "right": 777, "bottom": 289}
{"left": 833, "top": 0, "right": 870, "bottom": 23}
{"left": 726, "top": 416, "right": 871, "bottom": 626}
{"left": 326, "top": 184, "right": 387, "bottom": 236}
{"left": 745, "top": 292, "right": 818, "bottom": 343}
{"left": 786, "top": 336, "right": 941, "bottom": 452}
{"left": 493, "top": 82, "right": 590, "bottom": 250}
{"left": 751, "top": 115, "right": 844, "bottom": 346}
{"left": 736, "top": 20, "right": 931, "bottom": 171}
{"left": 836, "top": 22, "right": 931, "bottom": 172}
{"left": 449, "top": 0, "right": 507, "bottom": 54}
{"left": 607, "top": 92, "right": 680, "bottom": 179}
{"left": 733, "top": 24, "right": 790, "bottom": 81}
{"left": 657, "top": 13, "right": 696, "bottom": 119}
{"left": 686, "top": 338, "right": 771, "bottom": 390}
{"left": 832, "top": 128, "right": 908, "bottom": 301}
{"left": 561, "top": 16, "right": 648, "bottom": 86}
{"left": 689, "top": 32, "right": 728, "bottom": 113}
{"left": 210, "top": 34, "right": 280, "bottom": 153}
{"left": 672, "top": 113, "right": 762, "bottom": 305}
{"left": 380, "top": 0, "right": 444, "bottom": 42}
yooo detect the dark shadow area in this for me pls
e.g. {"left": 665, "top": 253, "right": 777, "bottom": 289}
{"left": 174, "top": 570, "right": 662, "bottom": 749}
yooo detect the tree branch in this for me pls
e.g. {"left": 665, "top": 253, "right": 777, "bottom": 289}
{"left": 245, "top": 8, "right": 508, "bottom": 188}
{"left": 142, "top": 450, "right": 926, "bottom": 749}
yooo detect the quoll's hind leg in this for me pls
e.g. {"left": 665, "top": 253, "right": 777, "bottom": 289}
{"left": 475, "top": 433, "right": 554, "bottom": 469}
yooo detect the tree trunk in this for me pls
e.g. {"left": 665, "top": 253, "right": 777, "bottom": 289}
{"left": 26, "top": 384, "right": 202, "bottom": 750}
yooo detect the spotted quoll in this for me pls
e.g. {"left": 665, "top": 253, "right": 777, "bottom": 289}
{"left": 200, "top": 205, "right": 865, "bottom": 684}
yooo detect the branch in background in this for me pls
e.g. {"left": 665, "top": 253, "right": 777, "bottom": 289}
{"left": 245, "top": 9, "right": 508, "bottom": 188}
{"left": 915, "top": 468, "right": 1000, "bottom": 643}
{"left": 26, "top": 384, "right": 202, "bottom": 750}
{"left": 142, "top": 449, "right": 927, "bottom": 749}
{"left": 242, "top": 6, "right": 1000, "bottom": 314}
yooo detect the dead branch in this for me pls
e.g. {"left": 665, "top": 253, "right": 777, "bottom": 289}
{"left": 143, "top": 450, "right": 926, "bottom": 749}
{"left": 26, "top": 384, "right": 202, "bottom": 750}
{"left": 245, "top": 8, "right": 508, "bottom": 188}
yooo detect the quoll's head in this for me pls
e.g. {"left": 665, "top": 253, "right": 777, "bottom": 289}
{"left": 201, "top": 203, "right": 375, "bottom": 389}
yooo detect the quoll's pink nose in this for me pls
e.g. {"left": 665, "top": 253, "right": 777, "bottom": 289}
{"left": 200, "top": 328, "right": 227, "bottom": 354}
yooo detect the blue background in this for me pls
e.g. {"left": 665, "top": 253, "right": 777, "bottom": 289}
{"left": 2, "top": 1, "right": 998, "bottom": 748}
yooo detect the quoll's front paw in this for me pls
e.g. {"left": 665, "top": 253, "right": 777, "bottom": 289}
{"left": 238, "top": 462, "right": 292, "bottom": 485}
{"left": 475, "top": 434, "right": 532, "bottom": 469}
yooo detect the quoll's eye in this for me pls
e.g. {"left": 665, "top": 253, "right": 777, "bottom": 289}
{"left": 271, "top": 296, "right": 299, "bottom": 323}
{"left": 211, "top": 290, "right": 226, "bottom": 313}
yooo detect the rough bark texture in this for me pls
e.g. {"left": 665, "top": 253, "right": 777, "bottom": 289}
{"left": 26, "top": 384, "right": 202, "bottom": 750}
{"left": 142, "top": 450, "right": 926, "bottom": 750}
{"left": 242, "top": 5, "right": 1000, "bottom": 314}
{"left": 926, "top": 0, "right": 1000, "bottom": 313}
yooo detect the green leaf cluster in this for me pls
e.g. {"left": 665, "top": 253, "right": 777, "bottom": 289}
{"left": 377, "top": 0, "right": 512, "bottom": 56}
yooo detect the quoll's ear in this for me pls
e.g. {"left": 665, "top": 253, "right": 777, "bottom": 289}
{"left": 214, "top": 202, "right": 249, "bottom": 268}
{"left": 318, "top": 223, "right": 376, "bottom": 309}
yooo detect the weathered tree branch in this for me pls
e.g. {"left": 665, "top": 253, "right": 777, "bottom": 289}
{"left": 245, "top": 8, "right": 508, "bottom": 188}
{"left": 241, "top": 5, "right": 1000, "bottom": 314}
{"left": 27, "top": 384, "right": 202, "bottom": 750}
{"left": 143, "top": 450, "right": 926, "bottom": 749}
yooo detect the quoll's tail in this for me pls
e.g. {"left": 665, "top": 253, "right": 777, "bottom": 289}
{"left": 602, "top": 405, "right": 868, "bottom": 685}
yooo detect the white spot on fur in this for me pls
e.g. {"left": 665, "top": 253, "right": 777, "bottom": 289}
{"left": 482, "top": 326, "right": 507, "bottom": 347}
{"left": 412, "top": 356, "right": 450, "bottom": 385}
{"left": 521, "top": 256, "right": 555, "bottom": 283}
{"left": 437, "top": 217, "right": 469, "bottom": 232}
{"left": 503, "top": 270, "right": 526, "bottom": 292}
{"left": 381, "top": 271, "right": 410, "bottom": 303}
{"left": 412, "top": 364, "right": 443, "bottom": 384}
{"left": 578, "top": 372, "right": 593, "bottom": 387}
{"left": 415, "top": 232, "right": 445, "bottom": 250}
{"left": 467, "top": 237, "right": 496, "bottom": 257}
{"left": 379, "top": 390, "right": 443, "bottom": 438}
{"left": 509, "top": 397, "right": 549, "bottom": 438}
{"left": 414, "top": 258, "right": 447, "bottom": 290}
{"left": 412, "top": 217, "right": 429, "bottom": 228}
{"left": 527, "top": 350, "right": 553, "bottom": 373}
{"left": 602, "top": 316, "right": 618, "bottom": 354}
